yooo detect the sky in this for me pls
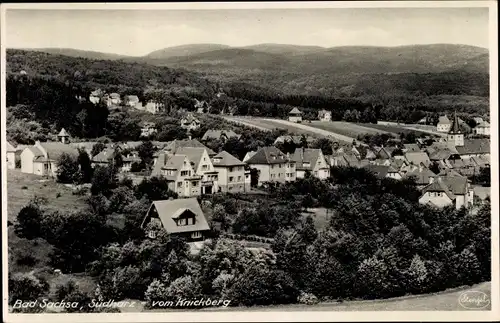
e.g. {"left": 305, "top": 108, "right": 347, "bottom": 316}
{"left": 5, "top": 7, "right": 490, "bottom": 56}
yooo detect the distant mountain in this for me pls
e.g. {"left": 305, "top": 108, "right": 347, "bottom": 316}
{"left": 144, "top": 44, "right": 231, "bottom": 60}
{"left": 16, "top": 48, "right": 133, "bottom": 61}
{"left": 156, "top": 43, "right": 489, "bottom": 75}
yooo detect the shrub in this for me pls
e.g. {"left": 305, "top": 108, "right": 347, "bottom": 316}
{"left": 8, "top": 273, "right": 49, "bottom": 305}
{"left": 16, "top": 254, "right": 38, "bottom": 267}
{"left": 14, "top": 201, "right": 44, "bottom": 239}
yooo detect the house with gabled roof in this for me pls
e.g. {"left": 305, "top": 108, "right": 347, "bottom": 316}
{"left": 141, "top": 198, "right": 210, "bottom": 241}
{"left": 437, "top": 115, "right": 452, "bottom": 133}
{"left": 472, "top": 118, "right": 490, "bottom": 136}
{"left": 352, "top": 145, "right": 377, "bottom": 160}
{"left": 419, "top": 175, "right": 473, "bottom": 209}
{"left": 151, "top": 153, "right": 202, "bottom": 197}
{"left": 403, "top": 144, "right": 421, "bottom": 153}
{"left": 175, "top": 147, "right": 219, "bottom": 194}
{"left": 211, "top": 151, "right": 250, "bottom": 193}
{"left": 20, "top": 141, "right": 79, "bottom": 177}
{"left": 290, "top": 148, "right": 330, "bottom": 179}
{"left": 404, "top": 165, "right": 436, "bottom": 189}
{"left": 363, "top": 164, "right": 402, "bottom": 180}
{"left": 245, "top": 146, "right": 296, "bottom": 185}
{"left": 288, "top": 107, "right": 303, "bottom": 123}
{"left": 202, "top": 129, "right": 241, "bottom": 142}
{"left": 455, "top": 138, "right": 490, "bottom": 159}
{"left": 376, "top": 146, "right": 397, "bottom": 159}
{"left": 180, "top": 113, "right": 201, "bottom": 131}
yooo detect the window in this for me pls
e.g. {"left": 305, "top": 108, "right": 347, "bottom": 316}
{"left": 229, "top": 176, "right": 234, "bottom": 182}
{"left": 278, "top": 173, "right": 282, "bottom": 178}
{"left": 191, "top": 231, "right": 202, "bottom": 239}
{"left": 181, "top": 170, "right": 189, "bottom": 176}
{"left": 229, "top": 167, "right": 234, "bottom": 172}
{"left": 238, "top": 176, "right": 242, "bottom": 181}
{"left": 314, "top": 171, "right": 318, "bottom": 176}
{"left": 192, "top": 181, "right": 198, "bottom": 187}
{"left": 148, "top": 231, "right": 156, "bottom": 239}
{"left": 279, "top": 164, "right": 282, "bottom": 168}
{"left": 303, "top": 162, "right": 311, "bottom": 167}
{"left": 177, "top": 182, "right": 183, "bottom": 188}
{"left": 202, "top": 165, "right": 208, "bottom": 171}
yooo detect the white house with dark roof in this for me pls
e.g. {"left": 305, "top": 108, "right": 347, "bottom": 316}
{"left": 419, "top": 175, "right": 473, "bottom": 209}
{"left": 211, "top": 151, "right": 250, "bottom": 193}
{"left": 290, "top": 148, "right": 330, "bottom": 179}
{"left": 175, "top": 147, "right": 219, "bottom": 194}
{"left": 20, "top": 141, "right": 79, "bottom": 177}
{"left": 151, "top": 153, "right": 202, "bottom": 197}
{"left": 437, "top": 115, "right": 452, "bottom": 133}
{"left": 141, "top": 198, "right": 210, "bottom": 241}
{"left": 125, "top": 95, "right": 140, "bottom": 107}
{"left": 245, "top": 146, "right": 296, "bottom": 185}
{"left": 363, "top": 164, "right": 402, "bottom": 180}
{"left": 472, "top": 118, "right": 490, "bottom": 136}
{"left": 288, "top": 107, "right": 303, "bottom": 123}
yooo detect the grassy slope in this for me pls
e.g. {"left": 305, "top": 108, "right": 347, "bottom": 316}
{"left": 7, "top": 169, "right": 96, "bottom": 293}
{"left": 308, "top": 121, "right": 388, "bottom": 137}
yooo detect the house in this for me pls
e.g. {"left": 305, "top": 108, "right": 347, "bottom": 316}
{"left": 290, "top": 148, "right": 330, "bottom": 179}
{"left": 202, "top": 129, "right": 241, "bottom": 142}
{"left": 326, "top": 153, "right": 349, "bottom": 167}
{"left": 151, "top": 153, "right": 203, "bottom": 197}
{"left": 6, "top": 141, "right": 17, "bottom": 169}
{"left": 180, "top": 113, "right": 201, "bottom": 131}
{"left": 405, "top": 151, "right": 431, "bottom": 167}
{"left": 140, "top": 122, "right": 157, "bottom": 138}
{"left": 140, "top": 101, "right": 165, "bottom": 114}
{"left": 455, "top": 139, "right": 490, "bottom": 159}
{"left": 164, "top": 139, "right": 215, "bottom": 156}
{"left": 363, "top": 164, "right": 402, "bottom": 180}
{"left": 211, "top": 151, "right": 250, "bottom": 193}
{"left": 436, "top": 115, "right": 452, "bottom": 133}
{"left": 376, "top": 146, "right": 397, "bottom": 159}
{"left": 472, "top": 119, "right": 490, "bottom": 136}
{"left": 404, "top": 166, "right": 436, "bottom": 189}
{"left": 125, "top": 95, "right": 140, "bottom": 107}
{"left": 318, "top": 109, "right": 332, "bottom": 122}
{"left": 21, "top": 141, "right": 79, "bottom": 177}
{"left": 371, "top": 158, "right": 392, "bottom": 166}
{"left": 194, "top": 99, "right": 208, "bottom": 113}
{"left": 89, "top": 89, "right": 103, "bottom": 104}
{"left": 58, "top": 128, "right": 71, "bottom": 144}
{"left": 175, "top": 147, "right": 219, "bottom": 195}
{"left": 352, "top": 145, "right": 377, "bottom": 160}
{"left": 141, "top": 198, "right": 210, "bottom": 241}
{"left": 244, "top": 146, "right": 296, "bottom": 185}
{"left": 288, "top": 107, "right": 303, "bottom": 123}
{"left": 91, "top": 148, "right": 115, "bottom": 168}
{"left": 419, "top": 176, "right": 473, "bottom": 210}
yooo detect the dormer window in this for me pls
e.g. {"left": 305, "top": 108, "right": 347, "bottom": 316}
{"left": 303, "top": 162, "right": 311, "bottom": 167}
{"left": 147, "top": 231, "right": 156, "bottom": 239}
{"left": 213, "top": 158, "right": 221, "bottom": 164}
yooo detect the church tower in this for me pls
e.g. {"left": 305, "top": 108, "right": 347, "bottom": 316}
{"left": 447, "top": 111, "right": 464, "bottom": 147}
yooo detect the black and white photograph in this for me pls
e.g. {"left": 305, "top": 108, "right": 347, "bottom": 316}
{"left": 1, "top": 2, "right": 498, "bottom": 322}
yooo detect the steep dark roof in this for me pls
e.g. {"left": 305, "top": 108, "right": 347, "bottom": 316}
{"left": 245, "top": 146, "right": 290, "bottom": 165}
{"left": 404, "top": 167, "right": 436, "bottom": 185}
{"left": 363, "top": 164, "right": 390, "bottom": 178}
{"left": 449, "top": 112, "right": 461, "bottom": 134}
{"left": 438, "top": 115, "right": 451, "bottom": 125}
{"left": 202, "top": 129, "right": 241, "bottom": 141}
{"left": 422, "top": 180, "right": 456, "bottom": 200}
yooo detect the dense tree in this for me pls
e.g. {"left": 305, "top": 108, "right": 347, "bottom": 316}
{"left": 56, "top": 153, "right": 80, "bottom": 184}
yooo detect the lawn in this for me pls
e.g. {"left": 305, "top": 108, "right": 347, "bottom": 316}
{"left": 309, "top": 121, "right": 388, "bottom": 138}
{"left": 7, "top": 169, "right": 88, "bottom": 222}
{"left": 356, "top": 123, "right": 431, "bottom": 136}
